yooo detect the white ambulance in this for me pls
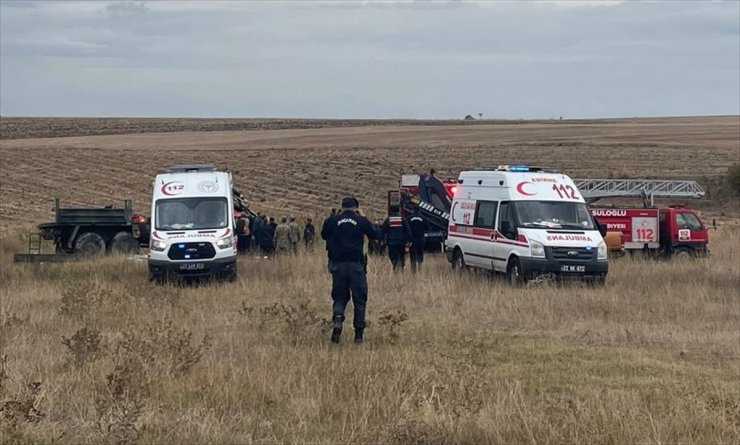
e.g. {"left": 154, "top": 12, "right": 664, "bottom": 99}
{"left": 148, "top": 165, "right": 237, "bottom": 281}
{"left": 445, "top": 165, "right": 608, "bottom": 284}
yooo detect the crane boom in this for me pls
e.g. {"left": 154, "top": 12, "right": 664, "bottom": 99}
{"left": 574, "top": 179, "right": 704, "bottom": 206}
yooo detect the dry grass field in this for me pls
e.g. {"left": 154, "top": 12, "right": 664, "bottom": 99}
{"left": 0, "top": 116, "right": 739, "bottom": 444}
{"left": 0, "top": 226, "right": 738, "bottom": 444}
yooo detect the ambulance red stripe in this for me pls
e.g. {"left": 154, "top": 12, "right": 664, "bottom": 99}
{"left": 448, "top": 225, "right": 529, "bottom": 247}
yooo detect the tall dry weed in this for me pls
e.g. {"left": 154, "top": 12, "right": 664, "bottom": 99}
{"left": 59, "top": 281, "right": 110, "bottom": 321}
{"left": 115, "top": 318, "right": 210, "bottom": 377}
{"left": 95, "top": 363, "right": 146, "bottom": 445}
{"left": 61, "top": 326, "right": 105, "bottom": 368}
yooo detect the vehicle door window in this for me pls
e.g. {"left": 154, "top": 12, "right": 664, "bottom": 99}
{"left": 676, "top": 213, "right": 702, "bottom": 231}
{"left": 498, "top": 202, "right": 517, "bottom": 239}
{"left": 475, "top": 201, "right": 497, "bottom": 229}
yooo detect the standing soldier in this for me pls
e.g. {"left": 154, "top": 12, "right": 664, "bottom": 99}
{"left": 322, "top": 197, "right": 379, "bottom": 344}
{"left": 408, "top": 211, "right": 427, "bottom": 273}
{"left": 288, "top": 217, "right": 301, "bottom": 255}
{"left": 304, "top": 218, "right": 316, "bottom": 252}
{"left": 273, "top": 217, "right": 292, "bottom": 256}
{"left": 382, "top": 210, "right": 411, "bottom": 272}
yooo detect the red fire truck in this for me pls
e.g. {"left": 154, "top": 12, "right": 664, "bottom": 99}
{"left": 387, "top": 172, "right": 458, "bottom": 251}
{"left": 575, "top": 179, "right": 709, "bottom": 259}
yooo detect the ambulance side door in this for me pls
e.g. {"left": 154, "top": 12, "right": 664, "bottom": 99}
{"left": 469, "top": 201, "right": 498, "bottom": 270}
{"left": 493, "top": 201, "right": 516, "bottom": 272}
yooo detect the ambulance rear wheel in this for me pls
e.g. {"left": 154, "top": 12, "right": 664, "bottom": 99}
{"left": 506, "top": 257, "right": 525, "bottom": 286}
{"left": 452, "top": 249, "right": 466, "bottom": 272}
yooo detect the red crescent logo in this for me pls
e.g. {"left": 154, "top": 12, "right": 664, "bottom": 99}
{"left": 516, "top": 181, "right": 536, "bottom": 196}
{"left": 451, "top": 201, "right": 459, "bottom": 222}
{"left": 161, "top": 181, "right": 184, "bottom": 196}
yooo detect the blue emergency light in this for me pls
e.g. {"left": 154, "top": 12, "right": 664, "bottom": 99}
{"left": 178, "top": 244, "right": 185, "bottom": 249}
{"left": 184, "top": 254, "right": 191, "bottom": 259}
{"left": 498, "top": 165, "right": 530, "bottom": 172}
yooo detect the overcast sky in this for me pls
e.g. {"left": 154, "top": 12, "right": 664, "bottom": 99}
{"left": 1, "top": 0, "right": 738, "bottom": 118}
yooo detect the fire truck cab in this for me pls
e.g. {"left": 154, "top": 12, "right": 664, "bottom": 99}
{"left": 446, "top": 165, "right": 609, "bottom": 284}
{"left": 659, "top": 206, "right": 709, "bottom": 257}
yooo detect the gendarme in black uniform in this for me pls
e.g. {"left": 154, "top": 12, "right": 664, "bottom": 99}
{"left": 321, "top": 197, "right": 379, "bottom": 344}
{"left": 382, "top": 213, "right": 411, "bottom": 272}
{"left": 408, "top": 212, "right": 427, "bottom": 273}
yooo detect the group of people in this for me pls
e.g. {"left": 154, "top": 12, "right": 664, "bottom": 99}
{"left": 321, "top": 208, "right": 427, "bottom": 273}
{"left": 235, "top": 213, "right": 316, "bottom": 258}
{"left": 320, "top": 198, "right": 428, "bottom": 345}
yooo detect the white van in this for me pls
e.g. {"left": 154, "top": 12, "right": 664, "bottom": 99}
{"left": 445, "top": 165, "right": 608, "bottom": 284}
{"left": 148, "top": 164, "right": 237, "bottom": 281}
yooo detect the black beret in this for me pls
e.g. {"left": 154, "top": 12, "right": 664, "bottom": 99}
{"left": 341, "top": 196, "right": 359, "bottom": 208}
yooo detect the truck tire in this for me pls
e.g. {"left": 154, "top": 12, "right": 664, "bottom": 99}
{"left": 452, "top": 248, "right": 466, "bottom": 271}
{"left": 74, "top": 232, "right": 106, "bottom": 256}
{"left": 506, "top": 257, "right": 526, "bottom": 286}
{"left": 673, "top": 247, "right": 693, "bottom": 261}
{"left": 111, "top": 231, "right": 139, "bottom": 255}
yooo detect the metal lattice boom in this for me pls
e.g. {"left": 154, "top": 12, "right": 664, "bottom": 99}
{"left": 574, "top": 179, "right": 704, "bottom": 203}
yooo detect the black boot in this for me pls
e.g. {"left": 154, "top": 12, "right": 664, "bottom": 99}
{"left": 354, "top": 329, "right": 364, "bottom": 344}
{"left": 331, "top": 317, "right": 343, "bottom": 344}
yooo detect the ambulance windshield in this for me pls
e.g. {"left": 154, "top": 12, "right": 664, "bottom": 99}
{"left": 514, "top": 201, "right": 594, "bottom": 230}
{"left": 155, "top": 197, "right": 229, "bottom": 230}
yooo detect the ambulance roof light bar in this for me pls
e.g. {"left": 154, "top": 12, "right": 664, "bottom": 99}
{"left": 474, "top": 165, "right": 559, "bottom": 173}
{"left": 499, "top": 164, "right": 530, "bottom": 172}
{"left": 162, "top": 164, "right": 217, "bottom": 174}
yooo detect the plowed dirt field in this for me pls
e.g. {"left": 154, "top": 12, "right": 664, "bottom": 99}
{"left": 1, "top": 116, "right": 738, "bottom": 226}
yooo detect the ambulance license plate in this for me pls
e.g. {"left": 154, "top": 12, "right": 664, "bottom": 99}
{"left": 180, "top": 262, "right": 205, "bottom": 271}
{"left": 561, "top": 265, "right": 586, "bottom": 273}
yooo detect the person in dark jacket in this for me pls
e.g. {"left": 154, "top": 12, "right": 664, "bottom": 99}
{"left": 322, "top": 197, "right": 379, "bottom": 344}
{"left": 249, "top": 215, "right": 261, "bottom": 253}
{"left": 254, "top": 216, "right": 275, "bottom": 258}
{"left": 304, "top": 218, "right": 316, "bottom": 252}
{"left": 235, "top": 214, "right": 249, "bottom": 254}
{"left": 408, "top": 211, "right": 427, "bottom": 273}
{"left": 382, "top": 211, "right": 411, "bottom": 272}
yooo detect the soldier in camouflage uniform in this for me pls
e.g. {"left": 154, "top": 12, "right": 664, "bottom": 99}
{"left": 288, "top": 217, "right": 301, "bottom": 255}
{"left": 273, "top": 217, "right": 292, "bottom": 256}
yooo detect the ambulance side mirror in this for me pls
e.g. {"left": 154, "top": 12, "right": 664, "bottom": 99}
{"left": 501, "top": 221, "right": 517, "bottom": 239}
{"left": 594, "top": 218, "right": 607, "bottom": 237}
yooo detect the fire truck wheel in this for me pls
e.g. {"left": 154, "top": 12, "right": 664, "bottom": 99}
{"left": 74, "top": 232, "right": 106, "bottom": 256}
{"left": 111, "top": 232, "right": 139, "bottom": 255}
{"left": 452, "top": 248, "right": 466, "bottom": 271}
{"left": 673, "top": 248, "right": 693, "bottom": 261}
{"left": 506, "top": 257, "right": 525, "bottom": 286}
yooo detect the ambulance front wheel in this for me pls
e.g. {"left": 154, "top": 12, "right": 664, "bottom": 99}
{"left": 506, "top": 257, "right": 526, "bottom": 286}
{"left": 452, "top": 248, "right": 466, "bottom": 272}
